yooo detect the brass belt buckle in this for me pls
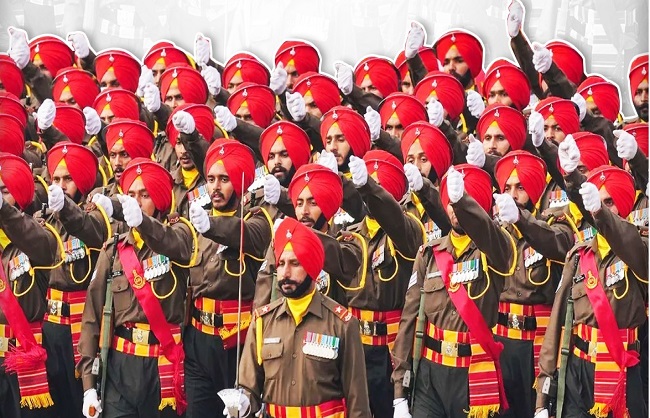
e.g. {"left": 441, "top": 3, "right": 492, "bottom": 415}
{"left": 588, "top": 341, "right": 597, "bottom": 357}
{"left": 0, "top": 336, "right": 8, "bottom": 352}
{"left": 48, "top": 299, "right": 63, "bottom": 316}
{"left": 132, "top": 328, "right": 150, "bottom": 344}
{"left": 507, "top": 313, "right": 521, "bottom": 330}
{"left": 362, "top": 321, "right": 372, "bottom": 336}
{"left": 200, "top": 310, "right": 214, "bottom": 327}
{"left": 440, "top": 341, "right": 459, "bottom": 357}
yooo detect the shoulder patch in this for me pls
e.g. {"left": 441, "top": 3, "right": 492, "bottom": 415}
{"left": 321, "top": 297, "right": 353, "bottom": 322}
{"left": 255, "top": 298, "right": 283, "bottom": 318}
{"left": 168, "top": 213, "right": 180, "bottom": 225}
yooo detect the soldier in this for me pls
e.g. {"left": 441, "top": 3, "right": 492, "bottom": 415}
{"left": 233, "top": 216, "right": 371, "bottom": 418}
{"left": 628, "top": 54, "right": 648, "bottom": 123}
{"left": 394, "top": 23, "right": 438, "bottom": 95}
{"left": 221, "top": 53, "right": 270, "bottom": 94}
{"left": 273, "top": 39, "right": 321, "bottom": 91}
{"left": 576, "top": 76, "right": 621, "bottom": 124}
{"left": 482, "top": 59, "right": 532, "bottom": 111}
{"left": 378, "top": 92, "right": 428, "bottom": 140}
{"left": 52, "top": 67, "right": 100, "bottom": 110}
{"left": 158, "top": 64, "right": 210, "bottom": 111}
{"left": 142, "top": 41, "right": 192, "bottom": 87}
{"left": 292, "top": 72, "right": 341, "bottom": 119}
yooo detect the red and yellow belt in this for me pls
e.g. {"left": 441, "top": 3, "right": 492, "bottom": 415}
{"left": 266, "top": 398, "right": 346, "bottom": 418}
{"left": 44, "top": 288, "right": 86, "bottom": 365}
{"left": 191, "top": 297, "right": 252, "bottom": 350}
{"left": 349, "top": 307, "right": 401, "bottom": 349}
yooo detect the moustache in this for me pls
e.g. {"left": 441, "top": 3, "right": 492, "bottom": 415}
{"left": 278, "top": 278, "right": 300, "bottom": 287}
{"left": 211, "top": 191, "right": 224, "bottom": 200}
{"left": 271, "top": 166, "right": 287, "bottom": 174}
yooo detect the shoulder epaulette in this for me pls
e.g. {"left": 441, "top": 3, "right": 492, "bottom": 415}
{"left": 321, "top": 297, "right": 353, "bottom": 322}
{"left": 253, "top": 298, "right": 283, "bottom": 319}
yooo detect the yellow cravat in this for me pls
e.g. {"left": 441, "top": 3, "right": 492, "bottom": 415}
{"left": 286, "top": 288, "right": 316, "bottom": 326}
{"left": 182, "top": 168, "right": 200, "bottom": 189}
{"left": 411, "top": 192, "right": 425, "bottom": 218}
{"left": 0, "top": 229, "right": 11, "bottom": 250}
{"left": 132, "top": 229, "right": 145, "bottom": 250}
{"left": 450, "top": 232, "right": 471, "bottom": 257}
{"left": 365, "top": 216, "right": 381, "bottom": 239}
{"left": 211, "top": 208, "right": 236, "bottom": 217}
{"left": 596, "top": 234, "right": 611, "bottom": 259}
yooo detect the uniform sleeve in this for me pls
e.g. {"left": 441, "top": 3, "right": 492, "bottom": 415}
{"left": 0, "top": 203, "right": 58, "bottom": 266}
{"left": 136, "top": 216, "right": 193, "bottom": 264}
{"left": 628, "top": 149, "right": 649, "bottom": 192}
{"left": 406, "top": 53, "right": 428, "bottom": 87}
{"left": 237, "top": 313, "right": 266, "bottom": 413}
{"left": 373, "top": 130, "right": 404, "bottom": 161}
{"left": 439, "top": 120, "right": 469, "bottom": 165}
{"left": 203, "top": 212, "right": 272, "bottom": 259}
{"left": 276, "top": 188, "right": 297, "bottom": 219}
{"left": 582, "top": 113, "right": 624, "bottom": 169}
{"left": 345, "top": 85, "right": 381, "bottom": 114}
{"left": 296, "top": 113, "right": 324, "bottom": 154}
{"left": 21, "top": 62, "right": 53, "bottom": 103}
{"left": 541, "top": 62, "right": 576, "bottom": 99}
{"left": 515, "top": 209, "right": 575, "bottom": 262}
{"left": 416, "top": 179, "right": 452, "bottom": 236}
{"left": 317, "top": 231, "right": 362, "bottom": 285}
{"left": 509, "top": 32, "right": 545, "bottom": 98}
{"left": 341, "top": 177, "right": 367, "bottom": 224}
{"left": 231, "top": 120, "right": 264, "bottom": 162}
{"left": 340, "top": 316, "right": 372, "bottom": 418}
{"left": 57, "top": 197, "right": 111, "bottom": 249}
{"left": 39, "top": 125, "right": 70, "bottom": 149}
{"left": 178, "top": 129, "right": 209, "bottom": 181}
{"left": 253, "top": 247, "right": 275, "bottom": 310}
{"left": 536, "top": 141, "right": 568, "bottom": 194}
{"left": 564, "top": 170, "right": 596, "bottom": 227}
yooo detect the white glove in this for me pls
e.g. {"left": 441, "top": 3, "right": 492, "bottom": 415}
{"left": 82, "top": 388, "right": 102, "bottom": 418}
{"left": 143, "top": 82, "right": 161, "bottom": 113}
{"left": 214, "top": 106, "right": 237, "bottom": 132}
{"left": 580, "top": 182, "right": 601, "bottom": 213}
{"left": 269, "top": 62, "right": 288, "bottom": 95}
{"left": 465, "top": 134, "right": 486, "bottom": 168}
{"left": 532, "top": 42, "right": 553, "bottom": 74}
{"left": 427, "top": 98, "right": 444, "bottom": 127}
{"left": 533, "top": 408, "right": 549, "bottom": 418}
{"left": 404, "top": 163, "right": 423, "bottom": 192}
{"left": 92, "top": 193, "right": 114, "bottom": 218}
{"left": 393, "top": 397, "right": 412, "bottom": 418}
{"left": 194, "top": 33, "right": 212, "bottom": 68}
{"left": 286, "top": 91, "right": 306, "bottom": 122}
{"left": 334, "top": 62, "right": 354, "bottom": 96}
{"left": 558, "top": 134, "right": 580, "bottom": 173}
{"left": 189, "top": 201, "right": 210, "bottom": 234}
{"left": 528, "top": 110, "right": 545, "bottom": 147}
{"left": 506, "top": 0, "right": 525, "bottom": 38}
{"left": 172, "top": 110, "right": 196, "bottom": 135}
{"left": 117, "top": 195, "right": 143, "bottom": 228}
{"left": 404, "top": 22, "right": 426, "bottom": 59}
{"left": 37, "top": 99, "right": 56, "bottom": 130}
{"left": 222, "top": 392, "right": 251, "bottom": 418}
{"left": 317, "top": 150, "right": 339, "bottom": 174}
{"left": 364, "top": 106, "right": 381, "bottom": 142}
{"left": 614, "top": 129, "right": 638, "bottom": 160}
{"left": 571, "top": 92, "right": 587, "bottom": 122}
{"left": 67, "top": 31, "right": 90, "bottom": 59}
{"left": 83, "top": 107, "right": 102, "bottom": 136}
{"left": 466, "top": 90, "right": 485, "bottom": 119}
{"left": 202, "top": 66, "right": 221, "bottom": 96}
{"left": 8, "top": 27, "right": 30, "bottom": 69}
{"left": 494, "top": 193, "right": 519, "bottom": 223}
{"left": 48, "top": 184, "right": 65, "bottom": 212}
{"left": 263, "top": 174, "right": 281, "bottom": 205}
{"left": 446, "top": 166, "right": 465, "bottom": 204}
{"left": 136, "top": 65, "right": 155, "bottom": 97}
{"left": 272, "top": 217, "right": 284, "bottom": 235}
{"left": 349, "top": 155, "right": 368, "bottom": 187}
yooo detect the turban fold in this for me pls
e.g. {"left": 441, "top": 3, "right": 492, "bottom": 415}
{"left": 222, "top": 52, "right": 270, "bottom": 87}
{"left": 572, "top": 132, "right": 609, "bottom": 172}
{"left": 578, "top": 76, "right": 621, "bottom": 123}
{"left": 293, "top": 72, "right": 340, "bottom": 114}
{"left": 0, "top": 153, "right": 34, "bottom": 209}
{"left": 0, "top": 114, "right": 26, "bottom": 156}
{"left": 477, "top": 104, "right": 526, "bottom": 151}
{"left": 400, "top": 122, "right": 453, "bottom": 179}
{"left": 413, "top": 71, "right": 465, "bottom": 120}
{"left": 143, "top": 41, "right": 191, "bottom": 69}
{"left": 273, "top": 216, "right": 324, "bottom": 280}
{"left": 52, "top": 67, "right": 100, "bottom": 109}
{"left": 274, "top": 40, "right": 321, "bottom": 74}
{"left": 106, "top": 118, "right": 154, "bottom": 159}
{"left": 495, "top": 150, "right": 547, "bottom": 205}
{"left": 166, "top": 104, "right": 215, "bottom": 147}
{"left": 227, "top": 82, "right": 276, "bottom": 128}
{"left": 378, "top": 92, "right": 427, "bottom": 129}
{"left": 288, "top": 164, "right": 342, "bottom": 221}
{"left": 120, "top": 158, "right": 173, "bottom": 212}
{"left": 587, "top": 165, "right": 635, "bottom": 218}
{"left": 0, "top": 54, "right": 25, "bottom": 98}
{"left": 354, "top": 57, "right": 400, "bottom": 98}
{"left": 482, "top": 59, "right": 531, "bottom": 111}
{"left": 47, "top": 142, "right": 98, "bottom": 195}
{"left": 546, "top": 41, "right": 585, "bottom": 87}
{"left": 260, "top": 121, "right": 311, "bottom": 169}
{"left": 628, "top": 54, "right": 648, "bottom": 96}
{"left": 159, "top": 64, "right": 208, "bottom": 105}
{"left": 93, "top": 88, "right": 140, "bottom": 121}
{"left": 433, "top": 30, "right": 484, "bottom": 78}
{"left": 394, "top": 47, "right": 438, "bottom": 80}
{"left": 320, "top": 106, "right": 371, "bottom": 158}
{"left": 440, "top": 164, "right": 493, "bottom": 214}
{"left": 0, "top": 92, "right": 27, "bottom": 127}
{"left": 95, "top": 49, "right": 141, "bottom": 92}
{"left": 623, "top": 122, "right": 648, "bottom": 157}
{"left": 29, "top": 35, "right": 74, "bottom": 77}
{"left": 204, "top": 138, "right": 255, "bottom": 197}
{"left": 53, "top": 104, "right": 85, "bottom": 144}
{"left": 364, "top": 150, "right": 407, "bottom": 201}
{"left": 535, "top": 97, "right": 580, "bottom": 135}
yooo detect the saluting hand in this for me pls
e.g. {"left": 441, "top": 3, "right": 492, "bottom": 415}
{"left": 363, "top": 106, "right": 381, "bottom": 143}
{"left": 579, "top": 182, "right": 601, "bottom": 213}
{"left": 446, "top": 166, "right": 465, "bottom": 204}
{"left": 8, "top": 26, "right": 30, "bottom": 69}
{"left": 506, "top": 0, "right": 525, "bottom": 38}
{"left": 143, "top": 82, "right": 161, "bottom": 113}
{"left": 558, "top": 134, "right": 580, "bottom": 173}
{"left": 263, "top": 174, "right": 281, "bottom": 205}
{"left": 67, "top": 31, "right": 91, "bottom": 59}
{"left": 571, "top": 92, "right": 587, "bottom": 122}
{"left": 83, "top": 107, "right": 102, "bottom": 136}
{"left": 202, "top": 66, "right": 221, "bottom": 96}
{"left": 286, "top": 91, "right": 306, "bottom": 122}
{"left": 189, "top": 201, "right": 210, "bottom": 234}
{"left": 404, "top": 21, "right": 426, "bottom": 59}
{"left": 214, "top": 106, "right": 237, "bottom": 132}
{"left": 528, "top": 110, "right": 545, "bottom": 147}
{"left": 269, "top": 62, "right": 288, "bottom": 96}
{"left": 37, "top": 99, "right": 56, "bottom": 130}
{"left": 427, "top": 98, "right": 444, "bottom": 127}
{"left": 466, "top": 90, "right": 485, "bottom": 119}
{"left": 349, "top": 155, "right": 368, "bottom": 187}
{"left": 334, "top": 62, "right": 354, "bottom": 96}
{"left": 136, "top": 65, "right": 154, "bottom": 97}
{"left": 404, "top": 163, "right": 423, "bottom": 192}
{"left": 172, "top": 110, "right": 196, "bottom": 135}
{"left": 117, "top": 194, "right": 143, "bottom": 228}
{"left": 494, "top": 193, "right": 519, "bottom": 224}
{"left": 194, "top": 33, "right": 212, "bottom": 68}
{"left": 48, "top": 184, "right": 65, "bottom": 212}
{"left": 614, "top": 129, "right": 638, "bottom": 160}
{"left": 532, "top": 42, "right": 553, "bottom": 74}
{"left": 465, "top": 134, "right": 486, "bottom": 168}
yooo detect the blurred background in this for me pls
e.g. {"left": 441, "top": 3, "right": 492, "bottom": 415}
{"left": 0, "top": 0, "right": 646, "bottom": 114}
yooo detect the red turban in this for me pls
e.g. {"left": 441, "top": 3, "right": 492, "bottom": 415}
{"left": 29, "top": 35, "right": 74, "bottom": 77}
{"left": 477, "top": 104, "right": 526, "bottom": 151}
{"left": 378, "top": 92, "right": 427, "bottom": 129}
{"left": 293, "top": 72, "right": 340, "bottom": 114}
{"left": 0, "top": 153, "right": 34, "bottom": 209}
{"left": 0, "top": 54, "right": 25, "bottom": 98}
{"left": 623, "top": 123, "right": 648, "bottom": 157}
{"left": 47, "top": 142, "right": 98, "bottom": 196}
{"left": 288, "top": 164, "right": 342, "bottom": 221}
{"left": 260, "top": 121, "right": 311, "bottom": 169}
{"left": 95, "top": 49, "right": 141, "bottom": 92}
{"left": 364, "top": 150, "right": 407, "bottom": 201}
{"left": 400, "top": 122, "right": 453, "bottom": 179}
{"left": 227, "top": 82, "right": 276, "bottom": 128}
{"left": 482, "top": 59, "right": 531, "bottom": 111}
{"left": 395, "top": 47, "right": 438, "bottom": 80}
{"left": 572, "top": 132, "right": 609, "bottom": 172}
{"left": 546, "top": 41, "right": 585, "bottom": 87}
{"left": 495, "top": 151, "right": 547, "bottom": 205}
{"left": 587, "top": 165, "right": 635, "bottom": 218}
{"left": 354, "top": 57, "right": 400, "bottom": 98}
{"left": 577, "top": 76, "right": 621, "bottom": 123}
{"left": 166, "top": 104, "right": 215, "bottom": 147}
{"left": 440, "top": 164, "right": 493, "bottom": 214}
{"left": 93, "top": 88, "right": 140, "bottom": 121}
{"left": 160, "top": 64, "right": 208, "bottom": 105}
{"left": 106, "top": 118, "right": 154, "bottom": 159}
{"left": 204, "top": 138, "right": 255, "bottom": 197}
{"left": 52, "top": 104, "right": 85, "bottom": 144}
{"left": 143, "top": 41, "right": 191, "bottom": 69}
{"left": 628, "top": 54, "right": 648, "bottom": 97}
{"left": 222, "top": 53, "right": 270, "bottom": 87}
{"left": 0, "top": 114, "right": 26, "bottom": 156}
{"left": 274, "top": 40, "right": 321, "bottom": 74}
{"left": 120, "top": 158, "right": 173, "bottom": 213}
{"left": 320, "top": 106, "right": 371, "bottom": 158}
{"left": 52, "top": 67, "right": 100, "bottom": 109}
{"left": 0, "top": 92, "right": 27, "bottom": 127}
{"left": 433, "top": 30, "right": 484, "bottom": 79}
{"left": 414, "top": 71, "right": 465, "bottom": 120}
{"left": 535, "top": 97, "right": 580, "bottom": 135}
{"left": 273, "top": 216, "right": 324, "bottom": 280}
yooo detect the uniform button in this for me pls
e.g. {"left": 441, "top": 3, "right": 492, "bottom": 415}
{"left": 210, "top": 257, "right": 215, "bottom": 262}
{"left": 516, "top": 267, "right": 520, "bottom": 271}
{"left": 291, "top": 380, "right": 296, "bottom": 386}
{"left": 517, "top": 291, "right": 522, "bottom": 297}
{"left": 292, "top": 353, "right": 297, "bottom": 359}
{"left": 451, "top": 310, "right": 456, "bottom": 315}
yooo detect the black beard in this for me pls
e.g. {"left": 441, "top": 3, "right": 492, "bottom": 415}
{"left": 426, "top": 170, "right": 438, "bottom": 185}
{"left": 274, "top": 165, "right": 296, "bottom": 188}
{"left": 451, "top": 70, "right": 473, "bottom": 89}
{"left": 71, "top": 189, "right": 84, "bottom": 204}
{"left": 451, "top": 224, "right": 465, "bottom": 235}
{"left": 338, "top": 152, "right": 352, "bottom": 173}
{"left": 635, "top": 103, "right": 649, "bottom": 122}
{"left": 212, "top": 191, "right": 238, "bottom": 212}
{"left": 278, "top": 275, "right": 313, "bottom": 298}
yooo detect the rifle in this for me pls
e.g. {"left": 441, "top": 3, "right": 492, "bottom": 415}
{"left": 409, "top": 287, "right": 427, "bottom": 406}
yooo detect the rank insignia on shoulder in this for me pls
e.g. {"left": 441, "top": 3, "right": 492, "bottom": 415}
{"left": 334, "top": 305, "right": 352, "bottom": 322}
{"left": 168, "top": 213, "right": 180, "bottom": 225}
{"left": 303, "top": 331, "right": 339, "bottom": 359}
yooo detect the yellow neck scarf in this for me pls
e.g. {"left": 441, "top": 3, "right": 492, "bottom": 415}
{"left": 365, "top": 216, "right": 381, "bottom": 239}
{"left": 211, "top": 208, "right": 237, "bottom": 217}
{"left": 411, "top": 192, "right": 425, "bottom": 218}
{"left": 596, "top": 234, "right": 611, "bottom": 259}
{"left": 182, "top": 168, "right": 200, "bottom": 189}
{"left": 450, "top": 232, "right": 471, "bottom": 257}
{"left": 0, "top": 229, "right": 11, "bottom": 250}
{"left": 286, "top": 288, "right": 316, "bottom": 326}
{"left": 132, "top": 229, "right": 145, "bottom": 250}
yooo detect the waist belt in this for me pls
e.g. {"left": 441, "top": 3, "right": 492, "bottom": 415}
{"left": 496, "top": 311, "right": 536, "bottom": 331}
{"left": 191, "top": 307, "right": 224, "bottom": 328}
{"left": 44, "top": 289, "right": 86, "bottom": 321}
{"left": 112, "top": 322, "right": 164, "bottom": 357}
{"left": 424, "top": 334, "right": 472, "bottom": 357}
{"left": 115, "top": 323, "right": 160, "bottom": 345}
{"left": 191, "top": 297, "right": 253, "bottom": 349}
{"left": 421, "top": 322, "right": 476, "bottom": 368}
{"left": 572, "top": 323, "right": 639, "bottom": 363}
{"left": 349, "top": 307, "right": 401, "bottom": 347}
{"left": 266, "top": 398, "right": 346, "bottom": 418}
